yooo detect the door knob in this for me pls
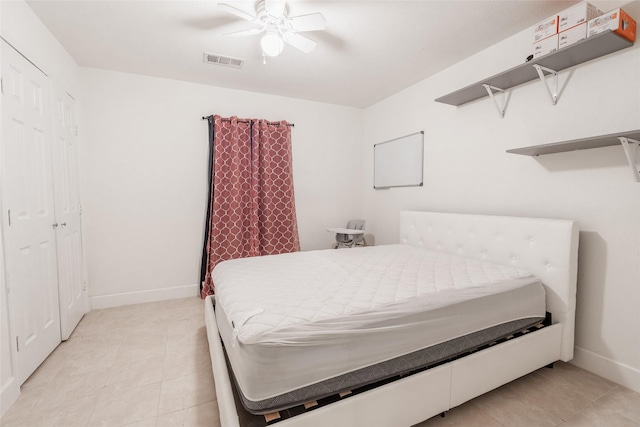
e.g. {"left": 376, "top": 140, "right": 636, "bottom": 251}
{"left": 61, "top": 222, "right": 67, "bottom": 227}
{"left": 52, "top": 223, "right": 59, "bottom": 228}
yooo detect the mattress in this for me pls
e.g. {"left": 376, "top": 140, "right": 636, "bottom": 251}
{"left": 228, "top": 315, "right": 545, "bottom": 415}
{"left": 213, "top": 244, "right": 545, "bottom": 409}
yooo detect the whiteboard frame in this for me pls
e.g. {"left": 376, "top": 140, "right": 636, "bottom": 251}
{"left": 373, "top": 131, "right": 424, "bottom": 189}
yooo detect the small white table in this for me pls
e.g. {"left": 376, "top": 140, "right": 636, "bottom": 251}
{"left": 326, "top": 228, "right": 365, "bottom": 235}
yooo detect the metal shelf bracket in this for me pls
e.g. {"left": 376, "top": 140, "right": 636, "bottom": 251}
{"left": 533, "top": 64, "right": 559, "bottom": 105}
{"left": 618, "top": 137, "right": 640, "bottom": 182}
{"left": 482, "top": 84, "right": 506, "bottom": 118}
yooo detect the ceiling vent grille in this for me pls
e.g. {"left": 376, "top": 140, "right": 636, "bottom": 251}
{"left": 203, "top": 52, "right": 244, "bottom": 68}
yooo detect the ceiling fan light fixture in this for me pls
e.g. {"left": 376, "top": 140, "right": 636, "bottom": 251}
{"left": 260, "top": 30, "right": 284, "bottom": 57}
{"left": 219, "top": 1, "right": 325, "bottom": 58}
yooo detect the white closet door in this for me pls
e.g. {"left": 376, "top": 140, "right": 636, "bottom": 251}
{"left": 52, "top": 88, "right": 87, "bottom": 340}
{"left": 1, "top": 40, "right": 61, "bottom": 385}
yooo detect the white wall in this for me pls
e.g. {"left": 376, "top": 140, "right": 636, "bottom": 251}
{"left": 0, "top": 0, "right": 80, "bottom": 417}
{"left": 362, "top": 3, "right": 640, "bottom": 392}
{"left": 79, "top": 68, "right": 363, "bottom": 307}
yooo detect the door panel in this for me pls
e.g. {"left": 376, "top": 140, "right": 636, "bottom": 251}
{"left": 52, "top": 87, "right": 87, "bottom": 340}
{"left": 1, "top": 40, "right": 61, "bottom": 385}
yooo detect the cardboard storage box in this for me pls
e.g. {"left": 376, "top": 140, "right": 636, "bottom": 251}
{"left": 559, "top": 23, "right": 587, "bottom": 49}
{"left": 587, "top": 8, "right": 637, "bottom": 42}
{"left": 533, "top": 34, "right": 558, "bottom": 58}
{"left": 559, "top": 2, "right": 602, "bottom": 32}
{"left": 534, "top": 15, "right": 558, "bottom": 42}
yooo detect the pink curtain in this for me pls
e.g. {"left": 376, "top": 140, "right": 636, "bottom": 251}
{"left": 201, "top": 116, "right": 300, "bottom": 297}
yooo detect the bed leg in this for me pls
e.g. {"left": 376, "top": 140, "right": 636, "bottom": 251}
{"left": 545, "top": 362, "right": 554, "bottom": 369}
{"left": 440, "top": 411, "right": 446, "bottom": 418}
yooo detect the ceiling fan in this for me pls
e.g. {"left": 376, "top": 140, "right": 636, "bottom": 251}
{"left": 218, "top": 0, "right": 326, "bottom": 58}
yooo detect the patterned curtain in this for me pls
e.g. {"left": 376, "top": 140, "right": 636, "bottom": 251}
{"left": 252, "top": 119, "right": 300, "bottom": 255}
{"left": 200, "top": 115, "right": 300, "bottom": 297}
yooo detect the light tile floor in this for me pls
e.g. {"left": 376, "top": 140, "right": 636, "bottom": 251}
{"left": 1, "top": 296, "right": 638, "bottom": 427}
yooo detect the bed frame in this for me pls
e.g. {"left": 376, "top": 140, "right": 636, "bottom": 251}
{"left": 205, "top": 210, "right": 579, "bottom": 427}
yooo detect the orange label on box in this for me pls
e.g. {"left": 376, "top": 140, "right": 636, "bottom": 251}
{"left": 618, "top": 9, "right": 636, "bottom": 42}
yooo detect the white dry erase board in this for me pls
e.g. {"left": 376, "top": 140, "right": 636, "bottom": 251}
{"left": 374, "top": 131, "right": 424, "bottom": 189}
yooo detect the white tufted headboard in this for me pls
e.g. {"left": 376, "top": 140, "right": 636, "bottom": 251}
{"left": 399, "top": 211, "right": 579, "bottom": 361}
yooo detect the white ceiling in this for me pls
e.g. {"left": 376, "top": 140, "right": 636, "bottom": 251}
{"left": 26, "top": 0, "right": 594, "bottom": 108}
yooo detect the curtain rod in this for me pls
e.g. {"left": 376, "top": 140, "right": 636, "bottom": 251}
{"left": 201, "top": 116, "right": 294, "bottom": 127}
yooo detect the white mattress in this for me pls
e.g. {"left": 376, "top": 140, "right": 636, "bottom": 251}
{"left": 214, "top": 244, "right": 545, "bottom": 402}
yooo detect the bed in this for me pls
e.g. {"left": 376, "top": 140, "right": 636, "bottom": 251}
{"left": 205, "top": 210, "right": 579, "bottom": 427}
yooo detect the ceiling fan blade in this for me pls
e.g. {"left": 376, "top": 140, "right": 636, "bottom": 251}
{"left": 218, "top": 3, "right": 258, "bottom": 22}
{"left": 289, "top": 13, "right": 326, "bottom": 32}
{"left": 265, "top": 0, "right": 285, "bottom": 19}
{"left": 224, "top": 27, "right": 264, "bottom": 37}
{"left": 283, "top": 32, "right": 317, "bottom": 53}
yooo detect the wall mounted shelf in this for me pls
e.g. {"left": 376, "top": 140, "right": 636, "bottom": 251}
{"left": 507, "top": 130, "right": 640, "bottom": 181}
{"left": 435, "top": 31, "right": 634, "bottom": 111}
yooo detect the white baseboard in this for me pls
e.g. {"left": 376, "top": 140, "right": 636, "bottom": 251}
{"left": 0, "top": 377, "right": 20, "bottom": 419}
{"left": 571, "top": 346, "right": 640, "bottom": 393}
{"left": 90, "top": 284, "right": 200, "bottom": 309}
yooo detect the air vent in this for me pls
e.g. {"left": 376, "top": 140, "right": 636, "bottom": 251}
{"left": 203, "top": 52, "right": 244, "bottom": 69}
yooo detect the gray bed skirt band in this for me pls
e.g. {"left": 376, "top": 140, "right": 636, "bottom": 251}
{"left": 227, "top": 316, "right": 546, "bottom": 416}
